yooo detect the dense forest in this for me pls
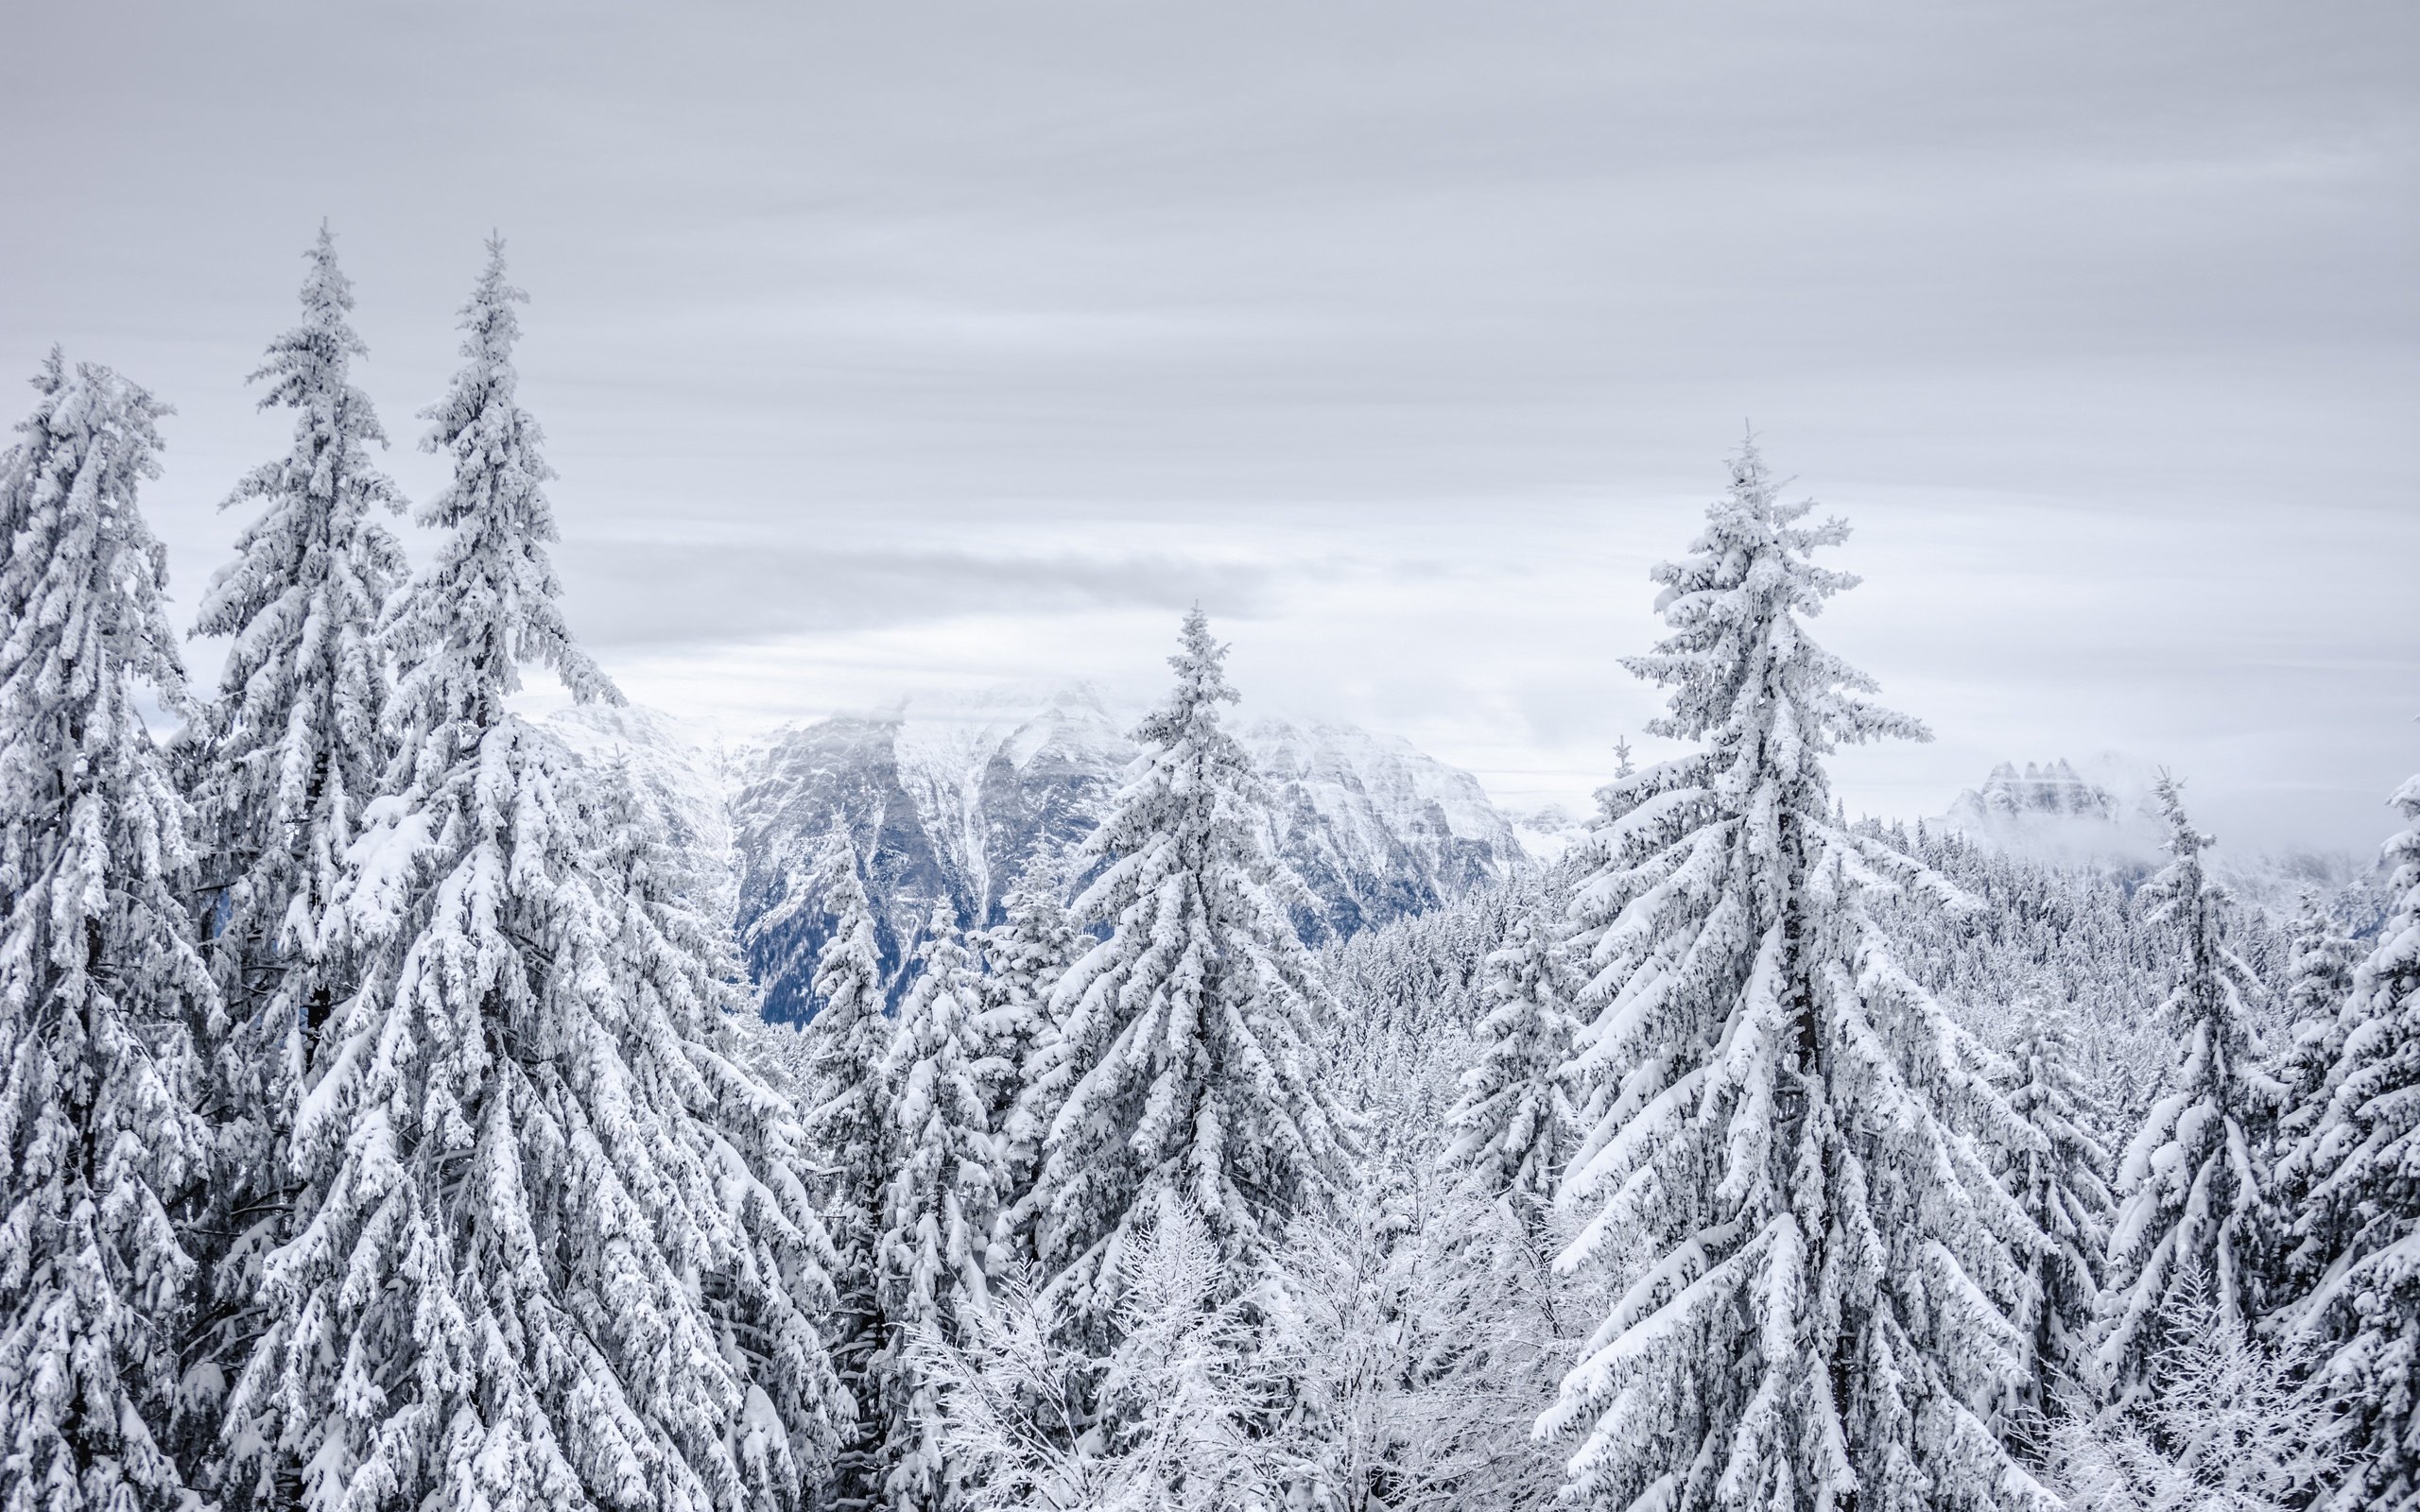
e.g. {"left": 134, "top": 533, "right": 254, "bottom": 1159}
{"left": 2, "top": 234, "right": 2411, "bottom": 1512}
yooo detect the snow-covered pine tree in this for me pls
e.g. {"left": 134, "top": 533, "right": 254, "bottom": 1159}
{"left": 2096, "top": 775, "right": 2278, "bottom": 1409}
{"left": 1443, "top": 909, "right": 1575, "bottom": 1229}
{"left": 0, "top": 353, "right": 214, "bottom": 1512}
{"left": 797, "top": 827, "right": 897, "bottom": 1508}
{"left": 1591, "top": 738, "right": 1638, "bottom": 829}
{"left": 2266, "top": 889, "right": 2357, "bottom": 1314}
{"left": 2287, "top": 766, "right": 2420, "bottom": 1511}
{"left": 1031, "top": 609, "right": 1347, "bottom": 1336}
{"left": 2050, "top": 1287, "right": 2345, "bottom": 1512}
{"left": 183, "top": 228, "right": 407, "bottom": 1481}
{"left": 978, "top": 848, "right": 1082, "bottom": 1266}
{"left": 587, "top": 758, "right": 850, "bottom": 1499}
{"left": 1999, "top": 996, "right": 2114, "bottom": 1421}
{"left": 2272, "top": 891, "right": 2356, "bottom": 1175}
{"left": 1543, "top": 440, "right": 2045, "bottom": 1511}
{"left": 230, "top": 239, "right": 841, "bottom": 1512}
{"left": 873, "top": 903, "right": 999, "bottom": 1512}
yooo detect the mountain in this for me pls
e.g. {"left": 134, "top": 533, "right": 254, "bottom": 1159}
{"left": 720, "top": 683, "right": 1527, "bottom": 1022}
{"left": 1937, "top": 755, "right": 2389, "bottom": 927}
{"left": 1940, "top": 756, "right": 2166, "bottom": 868}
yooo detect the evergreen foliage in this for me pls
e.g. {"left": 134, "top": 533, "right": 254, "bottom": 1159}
{"left": 1545, "top": 441, "right": 2045, "bottom": 1512}
{"left": 2097, "top": 777, "right": 2278, "bottom": 1407}
{"left": 799, "top": 829, "right": 898, "bottom": 1508}
{"left": 1999, "top": 997, "right": 2114, "bottom": 1420}
{"left": 2287, "top": 768, "right": 2420, "bottom": 1511}
{"left": 0, "top": 354, "right": 213, "bottom": 1512}
{"left": 1030, "top": 610, "right": 1347, "bottom": 1335}
{"left": 230, "top": 240, "right": 843, "bottom": 1512}
{"left": 1443, "top": 909, "right": 1575, "bottom": 1227}
{"left": 977, "top": 849, "right": 1080, "bottom": 1266}
{"left": 2, "top": 213, "right": 2393, "bottom": 1511}
{"left": 874, "top": 905, "right": 998, "bottom": 1512}
{"left": 2273, "top": 892, "right": 2357, "bottom": 1174}
{"left": 183, "top": 228, "right": 408, "bottom": 1483}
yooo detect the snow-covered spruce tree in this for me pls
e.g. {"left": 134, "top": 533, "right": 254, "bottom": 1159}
{"left": 2270, "top": 893, "right": 2355, "bottom": 1178}
{"left": 2288, "top": 767, "right": 2420, "bottom": 1511}
{"left": 2049, "top": 1285, "right": 2346, "bottom": 1512}
{"left": 796, "top": 827, "right": 897, "bottom": 1507}
{"left": 0, "top": 354, "right": 213, "bottom": 1512}
{"left": 2281, "top": 890, "right": 2358, "bottom": 1095}
{"left": 2096, "top": 776, "right": 2278, "bottom": 1410}
{"left": 588, "top": 759, "right": 850, "bottom": 1499}
{"left": 183, "top": 228, "right": 407, "bottom": 1478}
{"left": 980, "top": 847, "right": 1082, "bottom": 1266}
{"left": 1264, "top": 1150, "right": 1575, "bottom": 1512}
{"left": 1443, "top": 909, "right": 1576, "bottom": 1230}
{"left": 874, "top": 904, "right": 999, "bottom": 1512}
{"left": 1999, "top": 996, "right": 2114, "bottom": 1421}
{"left": 1543, "top": 441, "right": 2045, "bottom": 1512}
{"left": 2266, "top": 888, "right": 2358, "bottom": 1316}
{"left": 1030, "top": 609, "right": 1347, "bottom": 1337}
{"left": 914, "top": 1202, "right": 1277, "bottom": 1511}
{"left": 229, "top": 239, "right": 842, "bottom": 1512}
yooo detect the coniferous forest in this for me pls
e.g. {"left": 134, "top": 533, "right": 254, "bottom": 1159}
{"left": 2, "top": 231, "right": 2412, "bottom": 1512}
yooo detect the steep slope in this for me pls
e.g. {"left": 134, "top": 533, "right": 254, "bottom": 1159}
{"left": 728, "top": 683, "right": 1527, "bottom": 1022}
{"left": 1237, "top": 715, "right": 1512, "bottom": 937}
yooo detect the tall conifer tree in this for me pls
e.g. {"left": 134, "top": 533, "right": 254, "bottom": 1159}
{"left": 1443, "top": 910, "right": 1575, "bottom": 1231}
{"left": 2268, "top": 888, "right": 2358, "bottom": 1313}
{"left": 2287, "top": 767, "right": 2420, "bottom": 1511}
{"left": 2273, "top": 890, "right": 2357, "bottom": 1177}
{"left": 1999, "top": 998, "right": 2113, "bottom": 1420}
{"left": 981, "top": 849, "right": 1081, "bottom": 1265}
{"left": 231, "top": 240, "right": 842, "bottom": 1512}
{"left": 874, "top": 905, "right": 997, "bottom": 1512}
{"left": 184, "top": 229, "right": 406, "bottom": 1473}
{"left": 0, "top": 354, "right": 213, "bottom": 1512}
{"left": 2096, "top": 777, "right": 2277, "bottom": 1407}
{"left": 1545, "top": 442, "right": 2043, "bottom": 1511}
{"left": 1030, "top": 610, "right": 1346, "bottom": 1335}
{"left": 798, "top": 830, "right": 895, "bottom": 1509}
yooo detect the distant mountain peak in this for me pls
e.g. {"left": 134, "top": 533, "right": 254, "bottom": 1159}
{"left": 725, "top": 680, "right": 1526, "bottom": 1022}
{"left": 1942, "top": 754, "right": 2164, "bottom": 866}
{"left": 1952, "top": 758, "right": 2120, "bottom": 824}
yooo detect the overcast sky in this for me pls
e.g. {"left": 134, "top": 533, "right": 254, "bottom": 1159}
{"left": 6, "top": 1, "right": 2414, "bottom": 852}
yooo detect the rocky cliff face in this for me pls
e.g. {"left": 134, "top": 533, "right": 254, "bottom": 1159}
{"left": 1947, "top": 759, "right": 2121, "bottom": 827}
{"left": 1940, "top": 755, "right": 2168, "bottom": 868}
{"left": 719, "top": 683, "right": 1526, "bottom": 1022}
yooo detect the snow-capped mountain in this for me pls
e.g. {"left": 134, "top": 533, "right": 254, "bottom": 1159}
{"left": 1940, "top": 756, "right": 2167, "bottom": 866}
{"left": 1507, "top": 803, "right": 1591, "bottom": 867}
{"left": 1937, "top": 756, "right": 2388, "bottom": 925}
{"left": 722, "top": 682, "right": 1527, "bottom": 1021}
{"left": 1948, "top": 759, "right": 2121, "bottom": 827}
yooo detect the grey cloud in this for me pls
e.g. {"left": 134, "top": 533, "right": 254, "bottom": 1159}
{"left": 4, "top": 0, "right": 2413, "bottom": 854}
{"left": 556, "top": 540, "right": 1277, "bottom": 648}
